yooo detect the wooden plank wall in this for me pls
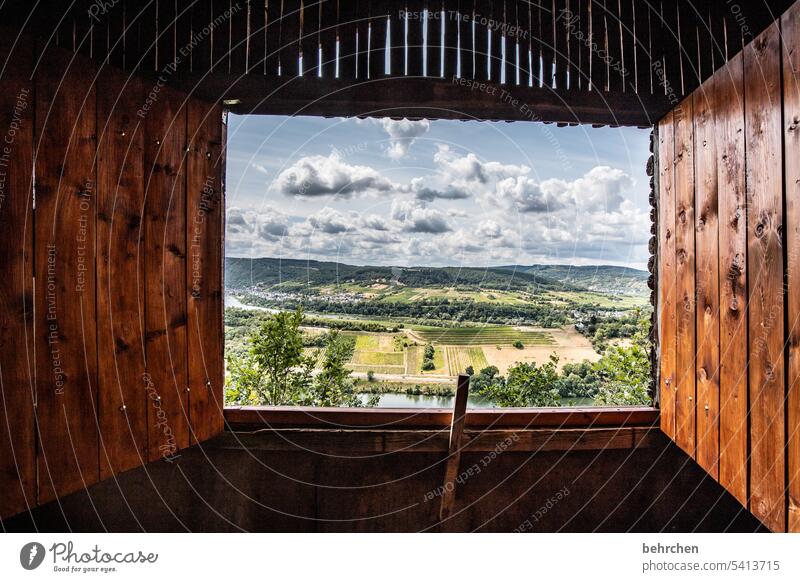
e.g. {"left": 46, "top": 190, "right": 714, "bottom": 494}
{"left": 656, "top": 0, "right": 800, "bottom": 532}
{"left": 0, "top": 40, "right": 226, "bottom": 520}
{"left": 0, "top": 35, "right": 36, "bottom": 519}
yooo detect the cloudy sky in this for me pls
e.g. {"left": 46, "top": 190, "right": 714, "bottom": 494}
{"left": 225, "top": 114, "right": 651, "bottom": 269}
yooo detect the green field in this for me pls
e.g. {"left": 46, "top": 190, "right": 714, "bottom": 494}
{"left": 445, "top": 347, "right": 489, "bottom": 375}
{"left": 412, "top": 326, "right": 555, "bottom": 346}
{"left": 405, "top": 344, "right": 420, "bottom": 374}
{"left": 350, "top": 351, "right": 404, "bottom": 366}
{"left": 406, "top": 345, "right": 448, "bottom": 375}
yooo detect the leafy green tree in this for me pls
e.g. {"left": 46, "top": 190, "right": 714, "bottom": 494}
{"left": 474, "top": 359, "right": 561, "bottom": 407}
{"left": 556, "top": 361, "right": 601, "bottom": 399}
{"left": 593, "top": 321, "right": 652, "bottom": 406}
{"left": 513, "top": 340, "right": 524, "bottom": 349}
{"left": 225, "top": 309, "right": 373, "bottom": 407}
{"left": 469, "top": 365, "right": 500, "bottom": 393}
{"left": 308, "top": 330, "right": 367, "bottom": 407}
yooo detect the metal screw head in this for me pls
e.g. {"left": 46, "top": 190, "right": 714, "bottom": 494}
{"left": 205, "top": 379, "right": 212, "bottom": 389}
{"left": 119, "top": 405, "right": 127, "bottom": 412}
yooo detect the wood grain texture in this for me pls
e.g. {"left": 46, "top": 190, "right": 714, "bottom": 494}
{"left": 692, "top": 79, "right": 720, "bottom": 480}
{"left": 673, "top": 96, "right": 696, "bottom": 456}
{"left": 438, "top": 374, "right": 470, "bottom": 524}
{"left": 782, "top": 0, "right": 800, "bottom": 533}
{"left": 658, "top": 111, "right": 677, "bottom": 441}
{"left": 744, "top": 22, "right": 785, "bottom": 533}
{"left": 0, "top": 36, "right": 36, "bottom": 519}
{"left": 96, "top": 69, "right": 148, "bottom": 479}
{"left": 715, "top": 51, "right": 748, "bottom": 507}
{"left": 143, "top": 84, "right": 190, "bottom": 463}
{"left": 187, "top": 99, "right": 225, "bottom": 445}
{"left": 34, "top": 49, "right": 100, "bottom": 504}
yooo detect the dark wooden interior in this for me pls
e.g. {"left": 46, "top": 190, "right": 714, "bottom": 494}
{"left": 1, "top": 0, "right": 799, "bottom": 532}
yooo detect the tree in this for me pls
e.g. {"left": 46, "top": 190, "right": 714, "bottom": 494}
{"left": 469, "top": 365, "right": 500, "bottom": 393}
{"left": 478, "top": 356, "right": 562, "bottom": 407}
{"left": 513, "top": 340, "right": 524, "bottom": 349}
{"left": 421, "top": 343, "right": 436, "bottom": 371}
{"left": 593, "top": 321, "right": 652, "bottom": 406}
{"left": 308, "top": 330, "right": 369, "bottom": 407}
{"left": 225, "top": 309, "right": 373, "bottom": 407}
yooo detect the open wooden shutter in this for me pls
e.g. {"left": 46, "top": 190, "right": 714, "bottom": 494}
{"left": 656, "top": 0, "right": 800, "bottom": 532}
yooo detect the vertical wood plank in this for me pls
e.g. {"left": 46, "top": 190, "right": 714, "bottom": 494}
{"left": 34, "top": 50, "right": 100, "bottom": 504}
{"left": 673, "top": 96, "right": 696, "bottom": 457}
{"left": 0, "top": 36, "right": 35, "bottom": 519}
{"left": 156, "top": 0, "right": 177, "bottom": 72}
{"left": 716, "top": 51, "right": 748, "bottom": 508}
{"left": 539, "top": 0, "right": 554, "bottom": 88}
{"left": 337, "top": 0, "right": 358, "bottom": 78}
{"left": 438, "top": 374, "right": 470, "bottom": 524}
{"left": 300, "top": 0, "right": 321, "bottom": 76}
{"left": 229, "top": 0, "right": 251, "bottom": 74}
{"left": 189, "top": 0, "right": 213, "bottom": 75}
{"left": 187, "top": 100, "right": 225, "bottom": 445}
{"left": 658, "top": 111, "right": 677, "bottom": 441}
{"left": 442, "top": 0, "right": 459, "bottom": 78}
{"left": 464, "top": 0, "right": 477, "bottom": 79}
{"left": 135, "top": 0, "right": 157, "bottom": 73}
{"left": 589, "top": 0, "right": 603, "bottom": 91}
{"left": 426, "top": 1, "right": 441, "bottom": 78}
{"left": 475, "top": 0, "right": 493, "bottom": 81}
{"left": 497, "top": 0, "right": 509, "bottom": 85}
{"left": 693, "top": 79, "right": 719, "bottom": 480}
{"left": 407, "top": 0, "right": 424, "bottom": 77}
{"left": 744, "top": 22, "right": 785, "bottom": 533}
{"left": 143, "top": 85, "right": 190, "bottom": 463}
{"left": 319, "top": 0, "right": 339, "bottom": 77}
{"left": 248, "top": 0, "right": 266, "bottom": 74}
{"left": 369, "top": 5, "right": 388, "bottom": 79}
{"left": 576, "top": 0, "right": 591, "bottom": 90}
{"left": 603, "top": 0, "right": 621, "bottom": 92}
{"left": 784, "top": 0, "right": 800, "bottom": 533}
{"left": 96, "top": 69, "right": 148, "bottom": 479}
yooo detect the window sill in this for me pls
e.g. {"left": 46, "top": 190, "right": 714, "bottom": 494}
{"left": 223, "top": 405, "right": 658, "bottom": 431}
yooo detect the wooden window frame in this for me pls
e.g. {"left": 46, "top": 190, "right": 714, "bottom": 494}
{"left": 220, "top": 107, "right": 660, "bottom": 430}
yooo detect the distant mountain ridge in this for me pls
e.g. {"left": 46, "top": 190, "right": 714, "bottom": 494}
{"left": 226, "top": 257, "right": 648, "bottom": 296}
{"left": 495, "top": 264, "right": 649, "bottom": 296}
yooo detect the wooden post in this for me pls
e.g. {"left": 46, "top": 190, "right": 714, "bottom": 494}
{"left": 439, "top": 373, "right": 470, "bottom": 524}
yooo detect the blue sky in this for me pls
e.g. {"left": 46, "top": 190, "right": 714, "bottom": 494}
{"left": 225, "top": 114, "right": 651, "bottom": 269}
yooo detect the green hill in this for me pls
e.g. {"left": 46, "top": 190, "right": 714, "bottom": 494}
{"left": 496, "top": 264, "right": 649, "bottom": 296}
{"left": 225, "top": 257, "right": 586, "bottom": 293}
